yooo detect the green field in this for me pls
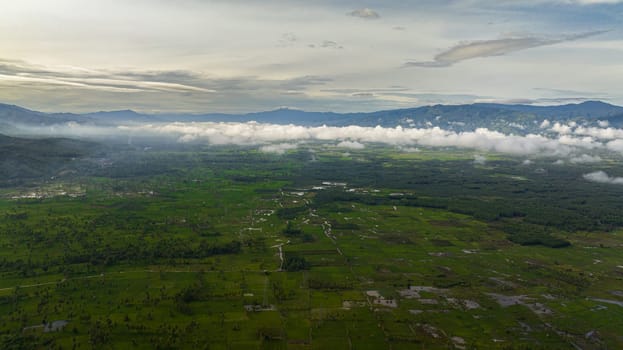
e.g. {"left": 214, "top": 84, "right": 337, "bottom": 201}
{"left": 1, "top": 145, "right": 622, "bottom": 349}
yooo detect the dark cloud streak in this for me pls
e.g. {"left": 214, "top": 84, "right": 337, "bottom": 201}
{"left": 405, "top": 30, "right": 609, "bottom": 68}
{"left": 348, "top": 8, "right": 380, "bottom": 19}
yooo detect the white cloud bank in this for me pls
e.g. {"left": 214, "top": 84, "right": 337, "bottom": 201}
{"left": 550, "top": 123, "right": 623, "bottom": 155}
{"left": 23, "top": 120, "right": 623, "bottom": 160}
{"left": 583, "top": 171, "right": 623, "bottom": 185}
{"left": 114, "top": 122, "right": 608, "bottom": 157}
{"left": 551, "top": 122, "right": 623, "bottom": 140}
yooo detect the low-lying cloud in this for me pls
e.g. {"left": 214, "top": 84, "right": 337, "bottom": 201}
{"left": 18, "top": 120, "right": 623, "bottom": 162}
{"left": 336, "top": 140, "right": 365, "bottom": 149}
{"left": 583, "top": 171, "right": 623, "bottom": 185}
{"left": 473, "top": 154, "right": 487, "bottom": 165}
{"left": 568, "top": 125, "right": 623, "bottom": 140}
{"left": 259, "top": 143, "right": 298, "bottom": 155}
{"left": 569, "top": 154, "right": 602, "bottom": 163}
{"left": 550, "top": 123, "right": 623, "bottom": 155}
{"left": 113, "top": 122, "right": 607, "bottom": 157}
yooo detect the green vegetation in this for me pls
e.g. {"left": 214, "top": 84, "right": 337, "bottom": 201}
{"left": 283, "top": 255, "right": 310, "bottom": 272}
{"left": 0, "top": 134, "right": 99, "bottom": 187}
{"left": 0, "top": 144, "right": 622, "bottom": 349}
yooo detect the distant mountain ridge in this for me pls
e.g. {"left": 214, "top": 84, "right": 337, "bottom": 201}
{"left": 2, "top": 101, "right": 623, "bottom": 134}
{"left": 473, "top": 101, "right": 623, "bottom": 119}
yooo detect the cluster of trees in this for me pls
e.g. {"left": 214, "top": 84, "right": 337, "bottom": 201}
{"left": 281, "top": 222, "right": 314, "bottom": 242}
{"left": 62, "top": 239, "right": 242, "bottom": 266}
{"left": 277, "top": 206, "right": 307, "bottom": 220}
{"left": 282, "top": 222, "right": 302, "bottom": 236}
{"left": 174, "top": 279, "right": 209, "bottom": 315}
{"left": 283, "top": 255, "right": 309, "bottom": 272}
{"left": 502, "top": 222, "right": 570, "bottom": 248}
{"left": 307, "top": 278, "right": 353, "bottom": 290}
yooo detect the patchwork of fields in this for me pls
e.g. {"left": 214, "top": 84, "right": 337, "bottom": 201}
{"left": 1, "top": 146, "right": 622, "bottom": 349}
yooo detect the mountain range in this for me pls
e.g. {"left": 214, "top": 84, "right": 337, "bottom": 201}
{"left": 2, "top": 101, "right": 623, "bottom": 135}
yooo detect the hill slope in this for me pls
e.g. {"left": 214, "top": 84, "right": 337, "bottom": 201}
{"left": 0, "top": 134, "right": 99, "bottom": 185}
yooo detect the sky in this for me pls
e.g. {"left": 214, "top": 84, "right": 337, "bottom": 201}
{"left": 0, "top": 0, "right": 622, "bottom": 114}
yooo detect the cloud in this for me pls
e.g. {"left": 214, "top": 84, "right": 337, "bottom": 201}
{"left": 477, "top": 97, "right": 604, "bottom": 105}
{"left": 321, "top": 87, "right": 409, "bottom": 94}
{"left": 280, "top": 33, "right": 345, "bottom": 50}
{"left": 16, "top": 119, "right": 623, "bottom": 165}
{"left": 551, "top": 122, "right": 573, "bottom": 134}
{"left": 278, "top": 32, "right": 298, "bottom": 47}
{"left": 321, "top": 88, "right": 488, "bottom": 105}
{"left": 474, "top": 154, "right": 487, "bottom": 164}
{"left": 569, "top": 0, "right": 623, "bottom": 4}
{"left": 3, "top": 1, "right": 623, "bottom": 114}
{"left": 496, "top": 0, "right": 623, "bottom": 4}
{"left": 551, "top": 123, "right": 623, "bottom": 150}
{"left": 606, "top": 139, "right": 623, "bottom": 153}
{"left": 348, "top": 8, "right": 380, "bottom": 19}
{"left": 540, "top": 120, "right": 551, "bottom": 129}
{"left": 259, "top": 143, "right": 298, "bottom": 154}
{"left": 12, "top": 93, "right": 623, "bottom": 162}
{"left": 405, "top": 31, "right": 609, "bottom": 68}
{"left": 556, "top": 135, "right": 601, "bottom": 149}
{"left": 319, "top": 40, "right": 343, "bottom": 49}
{"left": 0, "top": 58, "right": 339, "bottom": 113}
{"left": 399, "top": 146, "right": 421, "bottom": 152}
{"left": 570, "top": 125, "right": 623, "bottom": 140}
{"left": 532, "top": 87, "right": 605, "bottom": 97}
{"left": 336, "top": 140, "right": 365, "bottom": 149}
{"left": 0, "top": 59, "right": 215, "bottom": 94}
{"left": 583, "top": 171, "right": 623, "bottom": 185}
{"left": 108, "top": 122, "right": 601, "bottom": 157}
{"left": 569, "top": 154, "right": 602, "bottom": 163}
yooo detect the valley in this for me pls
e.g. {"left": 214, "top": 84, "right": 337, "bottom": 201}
{"left": 1, "top": 145, "right": 622, "bottom": 349}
